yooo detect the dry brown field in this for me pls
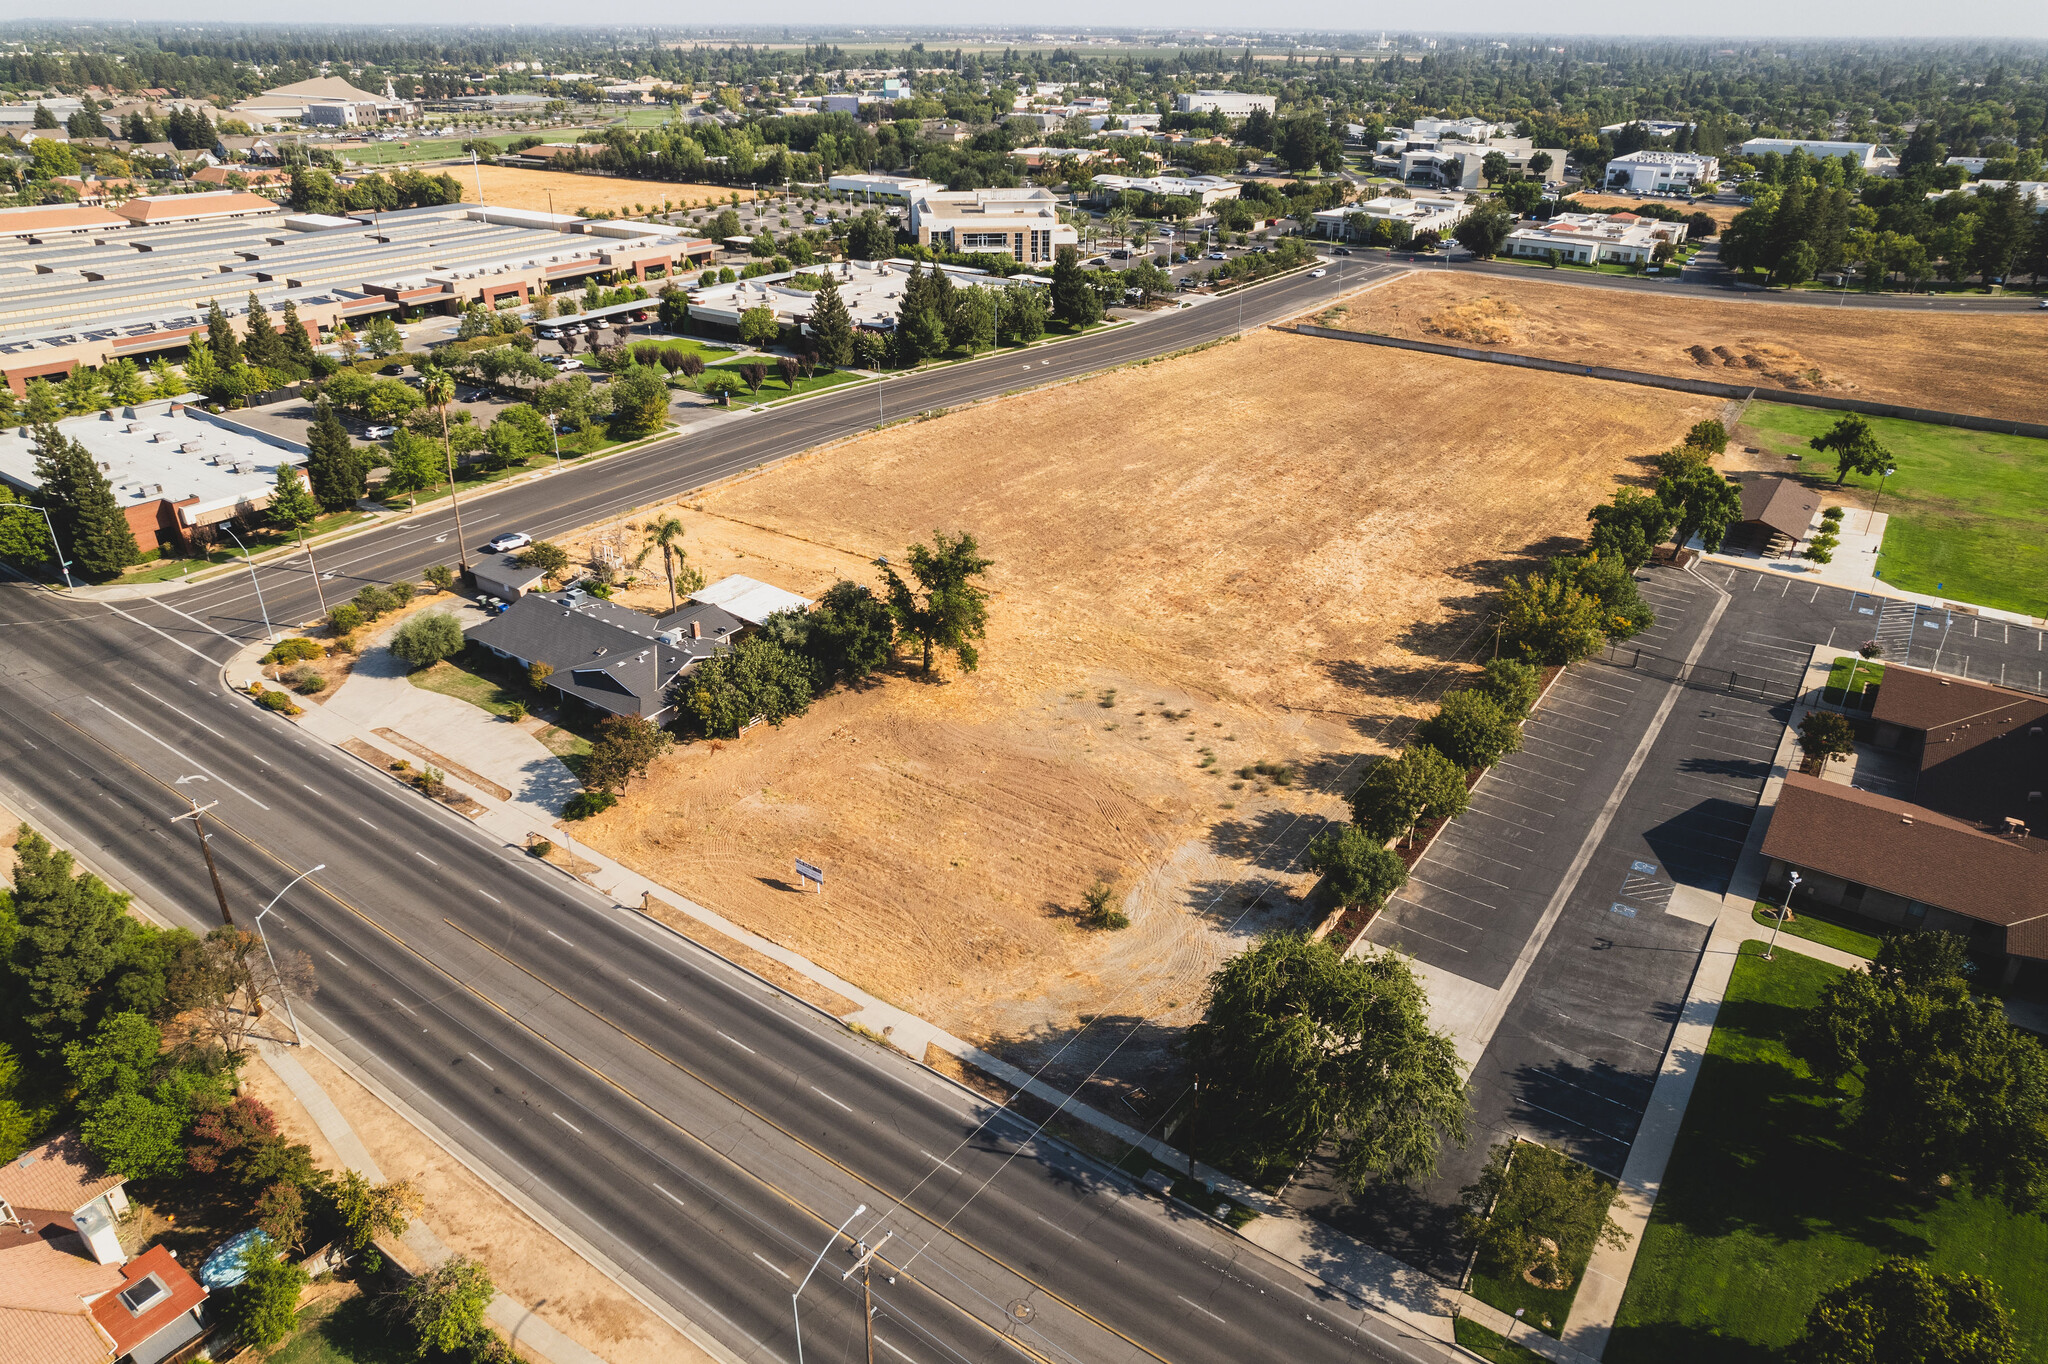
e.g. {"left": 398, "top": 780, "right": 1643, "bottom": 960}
{"left": 1567, "top": 191, "right": 1742, "bottom": 229}
{"left": 562, "top": 329, "right": 1718, "bottom": 1096}
{"left": 1311, "top": 272, "right": 2048, "bottom": 424}
{"left": 464, "top": 166, "right": 750, "bottom": 216}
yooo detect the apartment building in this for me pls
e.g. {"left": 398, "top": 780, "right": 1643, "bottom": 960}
{"left": 1503, "top": 211, "right": 1688, "bottom": 265}
{"left": 906, "top": 187, "right": 1075, "bottom": 264}
{"left": 1603, "top": 150, "right": 1720, "bottom": 193}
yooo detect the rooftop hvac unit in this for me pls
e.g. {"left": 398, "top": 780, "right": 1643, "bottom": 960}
{"left": 179, "top": 440, "right": 203, "bottom": 453}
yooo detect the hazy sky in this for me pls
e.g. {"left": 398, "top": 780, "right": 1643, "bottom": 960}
{"left": 33, "top": 0, "right": 2048, "bottom": 40}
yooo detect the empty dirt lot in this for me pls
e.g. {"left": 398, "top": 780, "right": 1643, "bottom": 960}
{"left": 565, "top": 330, "right": 1718, "bottom": 1100}
{"left": 464, "top": 166, "right": 749, "bottom": 216}
{"left": 1310, "top": 271, "right": 2047, "bottom": 424}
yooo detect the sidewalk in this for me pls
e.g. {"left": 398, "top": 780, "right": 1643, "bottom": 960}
{"left": 1697, "top": 536, "right": 2043, "bottom": 628}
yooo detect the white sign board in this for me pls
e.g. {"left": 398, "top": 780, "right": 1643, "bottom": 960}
{"left": 794, "top": 858, "right": 824, "bottom": 891}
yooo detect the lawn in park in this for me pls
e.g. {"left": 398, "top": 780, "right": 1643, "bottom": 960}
{"left": 1742, "top": 402, "right": 2048, "bottom": 616}
{"left": 1607, "top": 942, "right": 2046, "bottom": 1364}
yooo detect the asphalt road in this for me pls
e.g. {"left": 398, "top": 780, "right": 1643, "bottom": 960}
{"left": 0, "top": 260, "right": 1460, "bottom": 1364}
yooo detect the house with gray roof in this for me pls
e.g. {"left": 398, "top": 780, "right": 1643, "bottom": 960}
{"left": 464, "top": 588, "right": 747, "bottom": 725}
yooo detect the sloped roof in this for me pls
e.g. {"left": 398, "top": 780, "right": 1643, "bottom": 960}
{"left": 0, "top": 1228, "right": 126, "bottom": 1311}
{"left": 1736, "top": 475, "right": 1819, "bottom": 539}
{"left": 255, "top": 76, "right": 389, "bottom": 104}
{"left": 89, "top": 1245, "right": 208, "bottom": 1359}
{"left": 0, "top": 1305, "right": 115, "bottom": 1364}
{"left": 0, "top": 1133, "right": 123, "bottom": 1217}
{"left": 690, "top": 574, "right": 813, "bottom": 626}
{"left": 114, "top": 191, "right": 280, "bottom": 224}
{"left": 1873, "top": 667, "right": 2048, "bottom": 829}
{"left": 0, "top": 204, "right": 126, "bottom": 236}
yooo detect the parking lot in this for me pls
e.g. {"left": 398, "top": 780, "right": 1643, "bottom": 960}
{"left": 1291, "top": 562, "right": 2048, "bottom": 1275}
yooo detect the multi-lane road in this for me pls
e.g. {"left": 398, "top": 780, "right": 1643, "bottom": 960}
{"left": 1, "top": 263, "right": 1465, "bottom": 1364}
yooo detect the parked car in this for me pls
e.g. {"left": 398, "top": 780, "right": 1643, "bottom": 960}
{"left": 1309, "top": 268, "right": 1328, "bottom": 278}
{"left": 1205, "top": 251, "right": 1227, "bottom": 260}
{"left": 363, "top": 424, "right": 397, "bottom": 439}
{"left": 484, "top": 532, "right": 532, "bottom": 553}
{"left": 552, "top": 357, "right": 583, "bottom": 371}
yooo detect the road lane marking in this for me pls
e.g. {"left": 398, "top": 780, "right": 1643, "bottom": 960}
{"left": 100, "top": 602, "right": 229, "bottom": 668}
{"left": 877, "top": 1339, "right": 915, "bottom": 1363}
{"left": 919, "top": 1150, "right": 962, "bottom": 1175}
{"left": 126, "top": 684, "right": 227, "bottom": 739}
{"left": 810, "top": 1086, "right": 852, "bottom": 1112}
{"left": 84, "top": 696, "right": 271, "bottom": 810}
{"left": 390, "top": 997, "right": 416, "bottom": 1015}
{"left": 358, "top": 817, "right": 376, "bottom": 829}
{"left": 325, "top": 951, "right": 346, "bottom": 966}
{"left": 752, "top": 1252, "right": 790, "bottom": 1279}
{"left": 414, "top": 851, "right": 438, "bottom": 865}
{"left": 630, "top": 979, "right": 667, "bottom": 1002}
{"left": 1034, "top": 1215, "right": 1078, "bottom": 1239}
{"left": 465, "top": 1052, "right": 494, "bottom": 1071}
{"left": 1177, "top": 1295, "right": 1226, "bottom": 1323}
{"left": 653, "top": 1182, "right": 686, "bottom": 1209}
{"left": 479, "top": 890, "right": 500, "bottom": 903}
{"left": 551, "top": 1112, "right": 582, "bottom": 1134}
{"left": 716, "top": 1031, "right": 755, "bottom": 1054}
{"left": 547, "top": 930, "right": 574, "bottom": 947}
{"left": 149, "top": 597, "right": 247, "bottom": 648}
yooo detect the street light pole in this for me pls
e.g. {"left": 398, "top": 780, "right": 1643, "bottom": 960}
{"left": 220, "top": 524, "right": 275, "bottom": 643}
{"left": 1868, "top": 464, "right": 1896, "bottom": 536}
{"left": 791, "top": 1202, "right": 865, "bottom": 1364}
{"left": 253, "top": 863, "right": 322, "bottom": 1046}
{"left": 1764, "top": 870, "right": 1802, "bottom": 961}
{"left": 170, "top": 776, "right": 234, "bottom": 926}
{"left": 37, "top": 505, "right": 74, "bottom": 589}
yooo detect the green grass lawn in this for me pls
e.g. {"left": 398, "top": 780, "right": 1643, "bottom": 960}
{"left": 264, "top": 1292, "right": 412, "bottom": 1364}
{"left": 1454, "top": 1317, "right": 1552, "bottom": 1364}
{"left": 1821, "top": 657, "right": 1884, "bottom": 710}
{"left": 1749, "top": 902, "right": 1884, "bottom": 959}
{"left": 341, "top": 131, "right": 540, "bottom": 166}
{"left": 1741, "top": 403, "right": 2048, "bottom": 617}
{"left": 702, "top": 359, "right": 865, "bottom": 407}
{"left": 1608, "top": 942, "right": 2047, "bottom": 1363}
{"left": 413, "top": 645, "right": 603, "bottom": 771}
{"left": 411, "top": 652, "right": 527, "bottom": 717}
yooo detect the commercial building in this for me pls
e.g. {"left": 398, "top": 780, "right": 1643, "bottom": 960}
{"left": 1089, "top": 173, "right": 1241, "bottom": 206}
{"left": 1174, "top": 90, "right": 1277, "bottom": 119}
{"left": 1311, "top": 195, "right": 1467, "bottom": 241}
{"left": 1739, "top": 138, "right": 1898, "bottom": 173}
{"left": 1398, "top": 148, "right": 1484, "bottom": 192}
{"left": 827, "top": 174, "right": 935, "bottom": 202}
{"left": 1503, "top": 211, "right": 1689, "bottom": 265}
{"left": 686, "top": 258, "right": 1049, "bottom": 334}
{"left": 1602, "top": 150, "right": 1720, "bottom": 193}
{"left": 1599, "top": 119, "right": 1695, "bottom": 138}
{"left": 231, "top": 76, "right": 416, "bottom": 127}
{"left": 0, "top": 398, "right": 310, "bottom": 553}
{"left": 1, "top": 204, "right": 711, "bottom": 394}
{"left": 1412, "top": 116, "right": 1502, "bottom": 143}
{"left": 906, "top": 187, "right": 1075, "bottom": 264}
{"left": 1760, "top": 666, "right": 2048, "bottom": 984}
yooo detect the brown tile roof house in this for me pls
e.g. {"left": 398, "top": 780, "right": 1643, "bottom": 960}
{"left": 1728, "top": 474, "right": 1820, "bottom": 551}
{"left": 91, "top": 1245, "right": 209, "bottom": 1364}
{"left": 1761, "top": 668, "right": 2048, "bottom": 967}
{"left": 0, "top": 1233, "right": 124, "bottom": 1364}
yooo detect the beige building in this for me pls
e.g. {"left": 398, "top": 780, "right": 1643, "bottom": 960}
{"left": 906, "top": 187, "right": 1076, "bottom": 265}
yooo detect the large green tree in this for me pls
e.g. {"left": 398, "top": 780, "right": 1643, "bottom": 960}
{"left": 1586, "top": 488, "right": 1678, "bottom": 570}
{"left": 1050, "top": 244, "right": 1103, "bottom": 327}
{"left": 1305, "top": 825, "right": 1408, "bottom": 910}
{"left": 241, "top": 292, "right": 285, "bottom": 371}
{"left": 1657, "top": 461, "right": 1745, "bottom": 552}
{"left": 1792, "top": 1257, "right": 2018, "bottom": 1364}
{"left": 1350, "top": 744, "right": 1470, "bottom": 847}
{"left": 8, "top": 827, "right": 130, "bottom": 1056}
{"left": 32, "top": 424, "right": 141, "bottom": 579}
{"left": 204, "top": 298, "right": 243, "bottom": 371}
{"left": 804, "top": 275, "right": 855, "bottom": 366}
{"left": 1416, "top": 690, "right": 1524, "bottom": 771}
{"left": 304, "top": 398, "right": 363, "bottom": 512}
{"left": 1809, "top": 414, "right": 1893, "bottom": 486}
{"left": 676, "top": 637, "right": 815, "bottom": 738}
{"left": 608, "top": 363, "right": 671, "bottom": 437}
{"left": 224, "top": 1247, "right": 309, "bottom": 1349}
{"left": 879, "top": 530, "right": 991, "bottom": 676}
{"left": 1185, "top": 933, "right": 1468, "bottom": 1188}
{"left": 807, "top": 580, "right": 898, "bottom": 685}
{"left": 401, "top": 1256, "right": 497, "bottom": 1358}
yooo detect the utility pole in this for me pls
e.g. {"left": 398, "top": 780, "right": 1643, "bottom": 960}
{"left": 171, "top": 776, "right": 233, "bottom": 926}
{"left": 842, "top": 1231, "right": 893, "bottom": 1364}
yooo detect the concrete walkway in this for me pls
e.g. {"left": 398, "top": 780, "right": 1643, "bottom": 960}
{"left": 254, "top": 1039, "right": 610, "bottom": 1364}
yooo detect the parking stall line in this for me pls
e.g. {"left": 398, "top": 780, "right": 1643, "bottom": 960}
{"left": 1572, "top": 675, "right": 1642, "bottom": 699}
{"left": 1521, "top": 732, "right": 1598, "bottom": 758}
{"left": 1472, "top": 790, "right": 1558, "bottom": 820}
{"left": 1461, "top": 806, "right": 1550, "bottom": 836}
{"left": 1374, "top": 918, "right": 1469, "bottom": 953}
{"left": 1387, "top": 895, "right": 1485, "bottom": 932}
{"left": 1488, "top": 774, "right": 1570, "bottom": 802}
{"left": 1431, "top": 839, "right": 1525, "bottom": 872}
{"left": 1541, "top": 699, "right": 1618, "bottom": 726}
{"left": 1406, "top": 875, "right": 1500, "bottom": 909}
{"left": 1510, "top": 745, "right": 1590, "bottom": 771}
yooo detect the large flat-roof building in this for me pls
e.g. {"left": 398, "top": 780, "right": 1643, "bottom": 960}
{"left": 1311, "top": 195, "right": 1467, "bottom": 241}
{"left": 1089, "top": 173, "right": 1241, "bottom": 206}
{"left": 686, "top": 258, "right": 1048, "bottom": 334}
{"left": 1174, "top": 90, "right": 1277, "bottom": 119}
{"left": 1, "top": 204, "right": 711, "bottom": 394}
{"left": 0, "top": 397, "right": 309, "bottom": 552}
{"left": 231, "top": 76, "right": 415, "bottom": 127}
{"left": 1739, "top": 138, "right": 1897, "bottom": 173}
{"left": 827, "top": 174, "right": 935, "bottom": 202}
{"left": 1603, "top": 150, "right": 1720, "bottom": 193}
{"left": 906, "top": 187, "right": 1075, "bottom": 264}
{"left": 1504, "top": 211, "right": 1689, "bottom": 265}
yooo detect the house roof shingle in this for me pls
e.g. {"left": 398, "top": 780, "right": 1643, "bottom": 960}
{"left": 0, "top": 1133, "right": 123, "bottom": 1217}
{"left": 465, "top": 591, "right": 744, "bottom": 720}
{"left": 1874, "top": 667, "right": 2048, "bottom": 830}
{"left": 0, "top": 1305, "right": 115, "bottom": 1364}
{"left": 1736, "top": 475, "right": 1819, "bottom": 540}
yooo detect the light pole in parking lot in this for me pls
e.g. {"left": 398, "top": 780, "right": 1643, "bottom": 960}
{"left": 1764, "top": 870, "right": 1802, "bottom": 961}
{"left": 1867, "top": 465, "right": 1896, "bottom": 535}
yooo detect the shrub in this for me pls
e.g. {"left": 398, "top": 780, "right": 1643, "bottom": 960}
{"left": 1805, "top": 546, "right": 1834, "bottom": 564}
{"left": 389, "top": 611, "right": 464, "bottom": 670}
{"left": 387, "top": 579, "right": 415, "bottom": 607}
{"left": 1079, "top": 880, "right": 1129, "bottom": 930}
{"left": 424, "top": 563, "right": 455, "bottom": 592}
{"left": 1415, "top": 690, "right": 1523, "bottom": 770}
{"left": 562, "top": 790, "right": 617, "bottom": 820}
{"left": 528, "top": 660, "right": 554, "bottom": 692}
{"left": 222, "top": 1246, "right": 307, "bottom": 1349}
{"left": 326, "top": 603, "right": 364, "bottom": 635}
{"left": 1473, "top": 658, "right": 1542, "bottom": 719}
{"left": 255, "top": 687, "right": 301, "bottom": 715}
{"left": 529, "top": 838, "right": 552, "bottom": 858}
{"left": 1824, "top": 505, "right": 1845, "bottom": 519}
{"left": 1306, "top": 824, "right": 1408, "bottom": 910}
{"left": 286, "top": 665, "right": 325, "bottom": 694}
{"left": 505, "top": 701, "right": 527, "bottom": 723}
{"left": 352, "top": 585, "right": 398, "bottom": 620}
{"left": 261, "top": 637, "right": 325, "bottom": 665}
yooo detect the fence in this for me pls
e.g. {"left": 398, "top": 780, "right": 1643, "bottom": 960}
{"left": 1598, "top": 642, "right": 1801, "bottom": 700}
{"left": 1287, "top": 325, "right": 2048, "bottom": 440}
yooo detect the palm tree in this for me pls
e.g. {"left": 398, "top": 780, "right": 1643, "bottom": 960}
{"left": 1104, "top": 206, "right": 1133, "bottom": 251}
{"left": 422, "top": 370, "right": 470, "bottom": 570}
{"left": 636, "top": 514, "right": 691, "bottom": 613}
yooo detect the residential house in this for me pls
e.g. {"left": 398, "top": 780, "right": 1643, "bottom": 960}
{"left": 464, "top": 588, "right": 752, "bottom": 725}
{"left": 1603, "top": 150, "right": 1720, "bottom": 193}
{"left": 689, "top": 574, "right": 814, "bottom": 627}
{"left": 1503, "top": 211, "right": 1688, "bottom": 265}
{"left": 472, "top": 552, "right": 549, "bottom": 603}
{"left": 0, "top": 1132, "right": 132, "bottom": 1266}
{"left": 1760, "top": 667, "right": 2048, "bottom": 983}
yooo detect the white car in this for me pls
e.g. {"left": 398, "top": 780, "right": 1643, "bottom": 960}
{"left": 363, "top": 424, "right": 397, "bottom": 439}
{"left": 1309, "top": 268, "right": 1327, "bottom": 278}
{"left": 1206, "top": 251, "right": 1227, "bottom": 260}
{"left": 484, "top": 532, "right": 532, "bottom": 553}
{"left": 552, "top": 356, "right": 583, "bottom": 371}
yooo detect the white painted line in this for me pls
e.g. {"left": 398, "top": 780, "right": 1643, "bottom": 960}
{"left": 630, "top": 978, "right": 667, "bottom": 1003}
{"left": 479, "top": 890, "right": 501, "bottom": 903}
{"left": 1177, "top": 1295, "right": 1226, "bottom": 1324}
{"left": 551, "top": 1112, "right": 582, "bottom": 1135}
{"left": 84, "top": 696, "right": 271, "bottom": 810}
{"left": 877, "top": 1337, "right": 915, "bottom": 1363}
{"left": 358, "top": 817, "right": 376, "bottom": 829}
{"left": 325, "top": 950, "right": 347, "bottom": 966}
{"left": 126, "top": 684, "right": 227, "bottom": 740}
{"left": 390, "top": 997, "right": 417, "bottom": 1015}
{"left": 466, "top": 1052, "right": 494, "bottom": 1071}
{"left": 1035, "top": 1215, "right": 1079, "bottom": 1239}
{"left": 920, "top": 1150, "right": 962, "bottom": 1175}
{"left": 100, "top": 602, "right": 229, "bottom": 668}
{"left": 414, "top": 850, "right": 438, "bottom": 865}
{"left": 717, "top": 1031, "right": 756, "bottom": 1054}
{"left": 547, "top": 929, "right": 574, "bottom": 947}
{"left": 811, "top": 1086, "right": 853, "bottom": 1112}
{"left": 753, "top": 1252, "right": 791, "bottom": 1280}
{"left": 302, "top": 784, "right": 321, "bottom": 796}
{"left": 653, "top": 1182, "right": 687, "bottom": 1209}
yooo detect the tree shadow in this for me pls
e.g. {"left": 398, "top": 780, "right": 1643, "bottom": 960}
{"left": 1603, "top": 1321, "right": 1778, "bottom": 1364}
{"left": 1205, "top": 806, "right": 1320, "bottom": 873}
{"left": 980, "top": 1010, "right": 1193, "bottom": 1125}
{"left": 1177, "top": 876, "right": 1311, "bottom": 937}
{"left": 1676, "top": 755, "right": 1773, "bottom": 780}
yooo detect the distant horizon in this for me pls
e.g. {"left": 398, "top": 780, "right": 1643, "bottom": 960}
{"left": 7, "top": 11, "right": 2048, "bottom": 42}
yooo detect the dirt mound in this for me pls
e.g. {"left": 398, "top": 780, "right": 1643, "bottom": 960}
{"left": 1422, "top": 296, "right": 1526, "bottom": 346}
{"left": 1682, "top": 340, "right": 1834, "bottom": 389}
